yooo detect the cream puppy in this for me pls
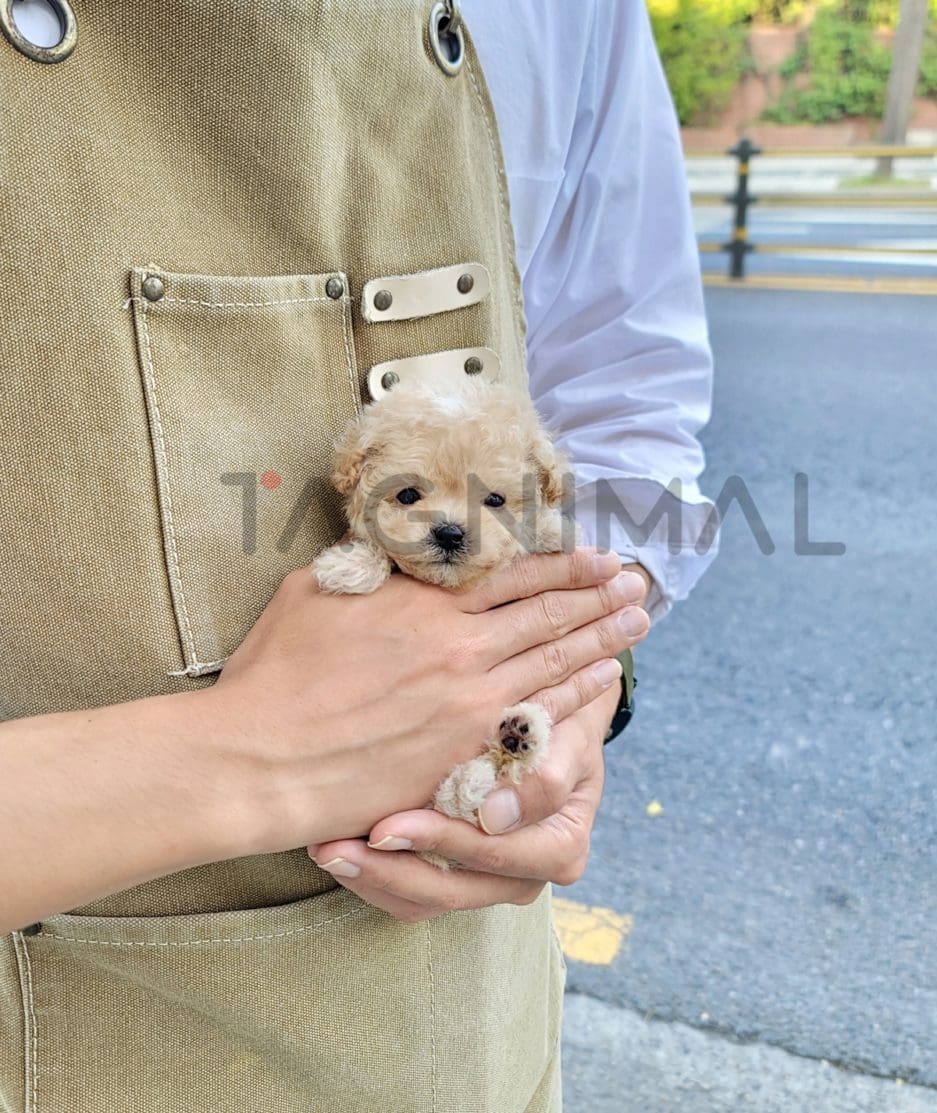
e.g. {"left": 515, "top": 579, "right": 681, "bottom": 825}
{"left": 312, "top": 379, "right": 572, "bottom": 866}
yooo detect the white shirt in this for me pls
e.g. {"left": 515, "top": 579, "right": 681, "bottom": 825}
{"left": 14, "top": 0, "right": 716, "bottom": 621}
{"left": 466, "top": 0, "right": 717, "bottom": 621}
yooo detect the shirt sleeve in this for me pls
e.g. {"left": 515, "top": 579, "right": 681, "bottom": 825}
{"left": 519, "top": 0, "right": 718, "bottom": 623}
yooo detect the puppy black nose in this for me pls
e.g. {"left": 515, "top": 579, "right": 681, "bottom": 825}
{"left": 432, "top": 523, "right": 466, "bottom": 552}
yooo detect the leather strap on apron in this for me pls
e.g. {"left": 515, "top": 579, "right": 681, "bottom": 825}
{"left": 0, "top": 4, "right": 563, "bottom": 1110}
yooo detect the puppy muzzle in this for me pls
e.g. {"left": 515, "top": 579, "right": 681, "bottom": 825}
{"left": 430, "top": 522, "right": 467, "bottom": 554}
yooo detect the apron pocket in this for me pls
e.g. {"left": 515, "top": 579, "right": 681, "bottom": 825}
{"left": 129, "top": 267, "right": 361, "bottom": 677}
{"left": 17, "top": 889, "right": 563, "bottom": 1113}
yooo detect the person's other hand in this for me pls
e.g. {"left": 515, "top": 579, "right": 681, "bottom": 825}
{"left": 306, "top": 680, "right": 620, "bottom": 920}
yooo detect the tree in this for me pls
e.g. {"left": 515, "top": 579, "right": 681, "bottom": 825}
{"left": 876, "top": 0, "right": 930, "bottom": 177}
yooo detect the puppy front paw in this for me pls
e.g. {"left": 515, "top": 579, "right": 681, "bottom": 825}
{"left": 422, "top": 755, "right": 500, "bottom": 870}
{"left": 496, "top": 702, "right": 551, "bottom": 781}
{"left": 432, "top": 755, "right": 498, "bottom": 823}
{"left": 312, "top": 540, "right": 392, "bottom": 595}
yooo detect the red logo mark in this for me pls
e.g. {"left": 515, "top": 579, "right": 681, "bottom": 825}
{"left": 260, "top": 470, "right": 282, "bottom": 491}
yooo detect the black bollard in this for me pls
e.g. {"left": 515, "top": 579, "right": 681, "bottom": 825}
{"left": 722, "top": 137, "right": 761, "bottom": 279}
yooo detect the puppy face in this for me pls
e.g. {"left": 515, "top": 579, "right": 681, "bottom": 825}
{"left": 332, "top": 381, "right": 568, "bottom": 590}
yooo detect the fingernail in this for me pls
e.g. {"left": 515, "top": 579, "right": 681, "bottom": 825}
{"left": 618, "top": 607, "right": 649, "bottom": 638}
{"left": 592, "top": 658, "right": 623, "bottom": 689}
{"left": 614, "top": 571, "right": 646, "bottom": 605}
{"left": 367, "top": 835, "right": 413, "bottom": 851}
{"left": 592, "top": 551, "right": 621, "bottom": 579}
{"left": 479, "top": 789, "right": 521, "bottom": 834}
{"left": 316, "top": 857, "right": 361, "bottom": 879}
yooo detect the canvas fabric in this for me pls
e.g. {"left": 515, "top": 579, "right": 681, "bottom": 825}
{"left": 0, "top": 2, "right": 565, "bottom": 1109}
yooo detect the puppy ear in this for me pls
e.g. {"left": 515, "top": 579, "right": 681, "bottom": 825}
{"left": 528, "top": 425, "right": 568, "bottom": 507}
{"left": 331, "top": 419, "right": 371, "bottom": 496}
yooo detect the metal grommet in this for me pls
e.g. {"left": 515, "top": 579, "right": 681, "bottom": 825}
{"left": 373, "top": 290, "right": 393, "bottom": 312}
{"left": 325, "top": 277, "right": 345, "bottom": 300}
{"left": 381, "top": 371, "right": 401, "bottom": 392}
{"left": 0, "top": 0, "right": 78, "bottom": 64}
{"left": 428, "top": 1, "right": 464, "bottom": 77}
{"left": 141, "top": 274, "right": 165, "bottom": 303}
{"left": 457, "top": 273, "right": 475, "bottom": 295}
{"left": 464, "top": 356, "right": 484, "bottom": 376}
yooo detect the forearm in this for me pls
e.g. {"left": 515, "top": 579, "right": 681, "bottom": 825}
{"left": 0, "top": 690, "right": 242, "bottom": 933}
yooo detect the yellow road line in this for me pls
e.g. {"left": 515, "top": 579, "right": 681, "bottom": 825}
{"left": 703, "top": 273, "right": 937, "bottom": 295}
{"left": 552, "top": 897, "right": 633, "bottom": 966}
{"left": 699, "top": 242, "right": 937, "bottom": 256}
{"left": 693, "top": 194, "right": 937, "bottom": 207}
{"left": 687, "top": 146, "right": 937, "bottom": 159}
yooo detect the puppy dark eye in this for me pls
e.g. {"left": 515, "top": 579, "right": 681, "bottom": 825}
{"left": 396, "top": 488, "right": 422, "bottom": 505}
{"left": 484, "top": 493, "right": 506, "bottom": 508}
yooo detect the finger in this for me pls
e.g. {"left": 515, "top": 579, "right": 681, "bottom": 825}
{"left": 306, "top": 848, "right": 478, "bottom": 924}
{"left": 366, "top": 782, "right": 601, "bottom": 887}
{"left": 366, "top": 720, "right": 604, "bottom": 882}
{"left": 528, "top": 657, "right": 623, "bottom": 725}
{"left": 457, "top": 548, "right": 622, "bottom": 614}
{"left": 493, "top": 604, "right": 648, "bottom": 701}
{"left": 310, "top": 840, "right": 543, "bottom": 912}
{"left": 329, "top": 878, "right": 438, "bottom": 923}
{"left": 473, "top": 570, "right": 646, "bottom": 665}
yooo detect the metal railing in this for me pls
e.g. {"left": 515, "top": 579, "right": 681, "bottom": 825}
{"left": 698, "top": 140, "right": 937, "bottom": 279}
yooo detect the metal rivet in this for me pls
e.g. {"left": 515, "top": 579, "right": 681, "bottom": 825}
{"left": 373, "top": 290, "right": 393, "bottom": 312}
{"left": 141, "top": 275, "right": 165, "bottom": 302}
{"left": 464, "top": 357, "right": 484, "bottom": 376}
{"left": 0, "top": 0, "right": 78, "bottom": 65}
{"left": 457, "top": 273, "right": 474, "bottom": 295}
{"left": 428, "top": 1, "right": 465, "bottom": 77}
{"left": 325, "top": 277, "right": 344, "bottom": 300}
{"left": 381, "top": 371, "right": 401, "bottom": 391}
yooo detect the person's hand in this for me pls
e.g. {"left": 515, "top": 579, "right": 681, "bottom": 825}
{"left": 305, "top": 565, "right": 651, "bottom": 919}
{"left": 306, "top": 682, "right": 620, "bottom": 920}
{"left": 208, "top": 549, "right": 648, "bottom": 858}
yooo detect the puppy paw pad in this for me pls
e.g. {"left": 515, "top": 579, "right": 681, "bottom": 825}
{"left": 499, "top": 714, "right": 535, "bottom": 755}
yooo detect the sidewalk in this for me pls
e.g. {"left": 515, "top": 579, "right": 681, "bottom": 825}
{"left": 684, "top": 133, "right": 937, "bottom": 197}
{"left": 562, "top": 994, "right": 937, "bottom": 1113}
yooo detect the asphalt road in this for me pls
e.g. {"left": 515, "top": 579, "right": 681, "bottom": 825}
{"left": 561, "top": 286, "right": 937, "bottom": 1109}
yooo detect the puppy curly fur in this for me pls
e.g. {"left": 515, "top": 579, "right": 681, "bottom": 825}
{"left": 312, "top": 380, "right": 571, "bottom": 867}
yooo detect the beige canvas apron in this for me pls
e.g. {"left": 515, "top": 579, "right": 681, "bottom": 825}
{"left": 0, "top": 2, "right": 566, "bottom": 1109}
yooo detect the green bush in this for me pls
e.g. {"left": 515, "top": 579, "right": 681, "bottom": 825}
{"left": 752, "top": 0, "right": 811, "bottom": 25}
{"left": 762, "top": 0, "right": 892, "bottom": 123}
{"left": 649, "top": 0, "right": 937, "bottom": 127}
{"left": 648, "top": 0, "right": 758, "bottom": 125}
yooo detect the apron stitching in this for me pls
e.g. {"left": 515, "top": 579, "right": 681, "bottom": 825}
{"left": 131, "top": 295, "right": 335, "bottom": 310}
{"left": 464, "top": 57, "right": 526, "bottom": 325}
{"left": 138, "top": 300, "right": 199, "bottom": 663}
{"left": 32, "top": 905, "right": 368, "bottom": 947}
{"left": 424, "top": 922, "right": 437, "bottom": 1113}
{"left": 521, "top": 1035, "right": 563, "bottom": 1113}
{"left": 339, "top": 297, "right": 361, "bottom": 412}
{"left": 12, "top": 932, "right": 37, "bottom": 1113}
{"left": 167, "top": 656, "right": 228, "bottom": 678}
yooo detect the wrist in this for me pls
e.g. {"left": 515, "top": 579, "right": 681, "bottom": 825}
{"left": 194, "top": 682, "right": 304, "bottom": 859}
{"left": 133, "top": 686, "right": 266, "bottom": 866}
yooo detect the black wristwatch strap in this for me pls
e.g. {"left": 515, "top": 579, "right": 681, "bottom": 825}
{"left": 604, "top": 647, "right": 636, "bottom": 744}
